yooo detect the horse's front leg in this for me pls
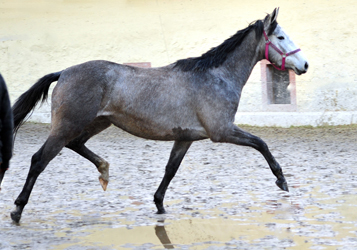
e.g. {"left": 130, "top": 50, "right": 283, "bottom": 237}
{"left": 154, "top": 140, "right": 192, "bottom": 214}
{"left": 212, "top": 125, "right": 288, "bottom": 192}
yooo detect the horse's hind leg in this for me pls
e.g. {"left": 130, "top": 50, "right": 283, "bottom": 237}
{"left": 11, "top": 133, "right": 74, "bottom": 223}
{"left": 66, "top": 117, "right": 112, "bottom": 191}
{"left": 154, "top": 140, "right": 192, "bottom": 214}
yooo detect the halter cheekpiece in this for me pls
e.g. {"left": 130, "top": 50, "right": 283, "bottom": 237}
{"left": 263, "top": 30, "right": 301, "bottom": 71}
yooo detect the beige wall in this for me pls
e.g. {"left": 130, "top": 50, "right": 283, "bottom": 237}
{"left": 1, "top": 0, "right": 356, "bottom": 125}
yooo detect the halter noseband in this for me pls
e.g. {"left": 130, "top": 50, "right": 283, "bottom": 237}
{"left": 263, "top": 30, "right": 301, "bottom": 71}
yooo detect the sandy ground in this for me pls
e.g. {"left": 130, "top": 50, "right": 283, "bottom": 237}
{"left": 1, "top": 123, "right": 357, "bottom": 249}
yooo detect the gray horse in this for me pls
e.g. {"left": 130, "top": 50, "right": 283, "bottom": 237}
{"left": 10, "top": 8, "right": 308, "bottom": 223}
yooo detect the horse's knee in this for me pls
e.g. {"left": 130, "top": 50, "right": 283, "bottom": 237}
{"left": 251, "top": 137, "right": 269, "bottom": 152}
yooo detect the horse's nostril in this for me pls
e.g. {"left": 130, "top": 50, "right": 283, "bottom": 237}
{"left": 304, "top": 62, "right": 309, "bottom": 70}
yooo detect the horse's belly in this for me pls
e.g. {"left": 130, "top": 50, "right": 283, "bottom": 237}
{"left": 106, "top": 112, "right": 208, "bottom": 141}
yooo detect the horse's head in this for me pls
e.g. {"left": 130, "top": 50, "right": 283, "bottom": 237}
{"left": 262, "top": 8, "right": 309, "bottom": 75}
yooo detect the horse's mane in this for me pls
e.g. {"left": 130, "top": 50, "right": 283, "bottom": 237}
{"left": 174, "top": 19, "right": 272, "bottom": 72}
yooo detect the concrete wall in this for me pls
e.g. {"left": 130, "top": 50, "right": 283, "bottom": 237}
{"left": 1, "top": 0, "right": 356, "bottom": 126}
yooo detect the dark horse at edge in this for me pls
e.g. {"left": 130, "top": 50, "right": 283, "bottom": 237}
{"left": 8, "top": 8, "right": 308, "bottom": 223}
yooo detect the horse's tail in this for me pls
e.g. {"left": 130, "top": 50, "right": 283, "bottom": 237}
{"left": 12, "top": 71, "right": 63, "bottom": 135}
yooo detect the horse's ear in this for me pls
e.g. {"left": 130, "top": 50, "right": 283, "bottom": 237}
{"left": 264, "top": 7, "right": 279, "bottom": 31}
{"left": 271, "top": 8, "right": 279, "bottom": 23}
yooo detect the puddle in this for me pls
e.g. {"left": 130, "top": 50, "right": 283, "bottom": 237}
{"left": 51, "top": 188, "right": 357, "bottom": 250}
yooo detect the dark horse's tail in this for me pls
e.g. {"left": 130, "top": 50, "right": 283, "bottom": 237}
{"left": 12, "top": 71, "right": 62, "bottom": 135}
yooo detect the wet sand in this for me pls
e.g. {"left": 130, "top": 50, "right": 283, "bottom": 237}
{"left": 1, "top": 123, "right": 357, "bottom": 249}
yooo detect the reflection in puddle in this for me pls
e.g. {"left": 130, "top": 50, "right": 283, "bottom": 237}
{"left": 155, "top": 220, "right": 174, "bottom": 249}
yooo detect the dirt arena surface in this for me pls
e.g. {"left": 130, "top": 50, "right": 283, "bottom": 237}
{"left": 1, "top": 123, "right": 357, "bottom": 249}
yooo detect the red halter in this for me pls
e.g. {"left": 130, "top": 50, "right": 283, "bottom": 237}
{"left": 263, "top": 30, "right": 301, "bottom": 71}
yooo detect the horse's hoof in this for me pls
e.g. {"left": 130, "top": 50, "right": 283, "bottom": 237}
{"left": 99, "top": 177, "right": 108, "bottom": 191}
{"left": 98, "top": 162, "right": 109, "bottom": 191}
{"left": 276, "top": 178, "right": 289, "bottom": 192}
{"left": 156, "top": 208, "right": 166, "bottom": 214}
{"left": 10, "top": 211, "right": 21, "bottom": 223}
{"left": 155, "top": 201, "right": 166, "bottom": 214}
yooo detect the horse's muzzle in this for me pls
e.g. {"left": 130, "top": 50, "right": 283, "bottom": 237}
{"left": 298, "top": 61, "right": 309, "bottom": 75}
{"left": 293, "top": 61, "right": 309, "bottom": 75}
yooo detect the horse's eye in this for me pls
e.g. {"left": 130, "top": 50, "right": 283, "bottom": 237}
{"left": 277, "top": 36, "right": 285, "bottom": 40}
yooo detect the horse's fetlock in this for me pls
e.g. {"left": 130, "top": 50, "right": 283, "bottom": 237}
{"left": 14, "top": 198, "right": 27, "bottom": 207}
{"left": 154, "top": 193, "right": 163, "bottom": 204}
{"left": 98, "top": 161, "right": 109, "bottom": 173}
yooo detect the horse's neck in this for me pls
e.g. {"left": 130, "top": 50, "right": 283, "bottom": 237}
{"left": 219, "top": 31, "right": 263, "bottom": 89}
